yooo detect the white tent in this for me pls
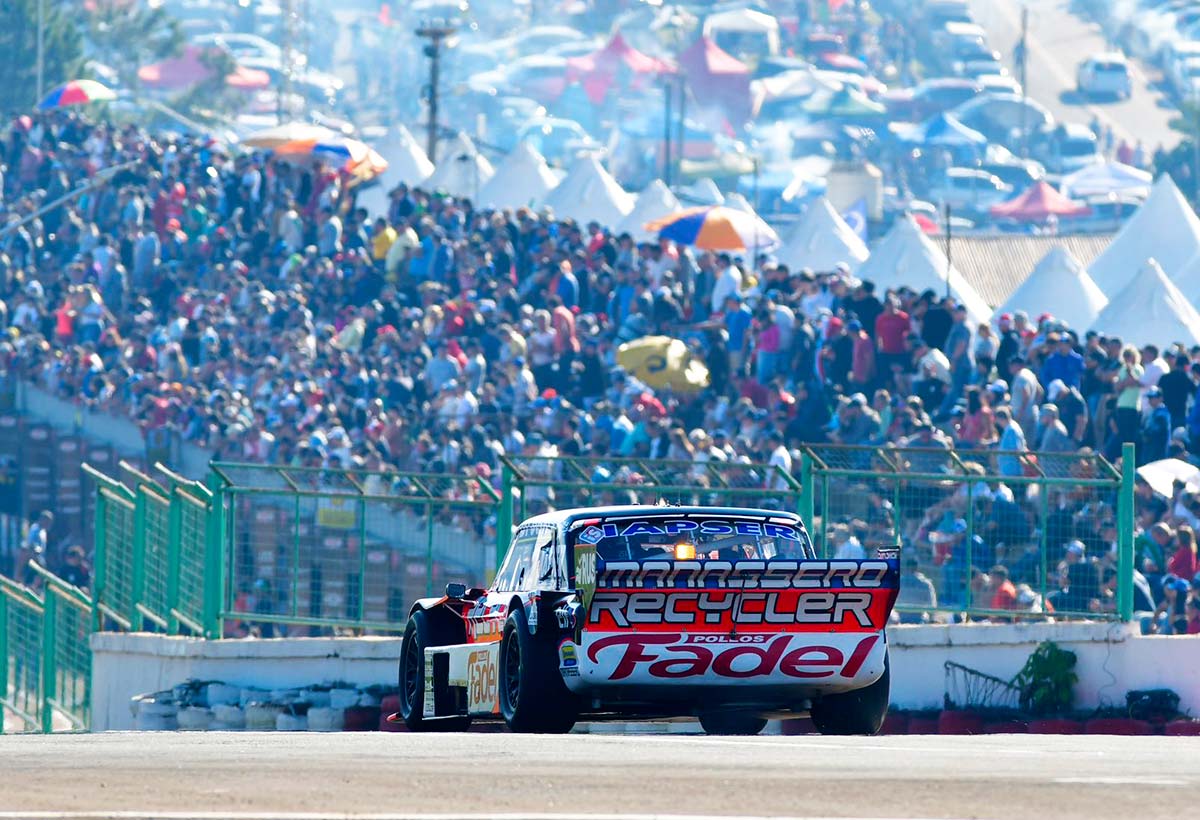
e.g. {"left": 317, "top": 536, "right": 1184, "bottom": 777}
{"left": 616, "top": 179, "right": 682, "bottom": 242}
{"left": 1060, "top": 161, "right": 1153, "bottom": 199}
{"left": 1089, "top": 258, "right": 1200, "bottom": 346}
{"left": 1086, "top": 174, "right": 1200, "bottom": 296}
{"left": 476, "top": 141, "right": 562, "bottom": 210}
{"left": 1164, "top": 247, "right": 1200, "bottom": 310}
{"left": 777, "top": 196, "right": 869, "bottom": 273}
{"left": 677, "top": 177, "right": 725, "bottom": 206}
{"left": 357, "top": 125, "right": 435, "bottom": 216}
{"left": 423, "top": 132, "right": 495, "bottom": 200}
{"left": 995, "top": 247, "right": 1108, "bottom": 332}
{"left": 702, "top": 8, "right": 781, "bottom": 55}
{"left": 724, "top": 192, "right": 756, "bottom": 213}
{"left": 541, "top": 155, "right": 634, "bottom": 226}
{"left": 853, "top": 215, "right": 992, "bottom": 328}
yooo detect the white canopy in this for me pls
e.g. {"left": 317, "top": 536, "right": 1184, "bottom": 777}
{"left": 854, "top": 215, "right": 992, "bottom": 329}
{"left": 777, "top": 196, "right": 869, "bottom": 273}
{"left": 1164, "top": 246, "right": 1200, "bottom": 310}
{"left": 476, "top": 141, "right": 562, "bottom": 210}
{"left": 702, "top": 8, "right": 781, "bottom": 54}
{"left": 616, "top": 179, "right": 682, "bottom": 242}
{"left": 356, "top": 125, "right": 435, "bottom": 216}
{"left": 677, "top": 177, "right": 725, "bottom": 205}
{"left": 541, "top": 155, "right": 634, "bottom": 226}
{"left": 1089, "top": 258, "right": 1200, "bottom": 346}
{"left": 1060, "top": 161, "right": 1153, "bottom": 199}
{"left": 995, "top": 247, "right": 1108, "bottom": 332}
{"left": 423, "top": 132, "right": 495, "bottom": 200}
{"left": 1087, "top": 174, "right": 1200, "bottom": 296}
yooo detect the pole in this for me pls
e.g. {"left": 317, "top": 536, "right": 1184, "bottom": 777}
{"left": 417, "top": 25, "right": 456, "bottom": 164}
{"left": 675, "top": 76, "right": 686, "bottom": 186}
{"left": 1193, "top": 92, "right": 1199, "bottom": 204}
{"left": 1117, "top": 442, "right": 1135, "bottom": 621}
{"left": 1019, "top": 5, "right": 1029, "bottom": 157}
{"left": 663, "top": 80, "right": 673, "bottom": 186}
{"left": 752, "top": 156, "right": 760, "bottom": 272}
{"left": 36, "top": 0, "right": 45, "bottom": 104}
{"left": 944, "top": 202, "right": 952, "bottom": 301}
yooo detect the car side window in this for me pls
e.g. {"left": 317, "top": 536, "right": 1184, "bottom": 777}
{"left": 495, "top": 529, "right": 539, "bottom": 592}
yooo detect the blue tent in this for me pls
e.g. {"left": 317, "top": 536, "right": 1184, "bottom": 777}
{"left": 898, "top": 112, "right": 987, "bottom": 148}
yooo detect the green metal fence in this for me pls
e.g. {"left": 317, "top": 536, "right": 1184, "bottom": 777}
{"left": 208, "top": 463, "right": 502, "bottom": 635}
{"left": 0, "top": 569, "right": 92, "bottom": 733}
{"left": 799, "top": 442, "right": 1136, "bottom": 622}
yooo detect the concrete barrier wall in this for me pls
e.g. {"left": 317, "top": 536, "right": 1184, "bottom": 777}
{"left": 90, "top": 623, "right": 1200, "bottom": 731}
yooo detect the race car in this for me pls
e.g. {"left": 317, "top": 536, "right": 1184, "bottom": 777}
{"left": 397, "top": 505, "right": 899, "bottom": 735}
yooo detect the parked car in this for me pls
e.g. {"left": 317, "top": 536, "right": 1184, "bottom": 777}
{"left": 951, "top": 93, "right": 1054, "bottom": 145}
{"left": 884, "top": 78, "right": 982, "bottom": 122}
{"left": 1076, "top": 53, "right": 1133, "bottom": 98}
{"left": 1035, "top": 123, "right": 1104, "bottom": 175}
{"left": 926, "top": 167, "right": 1013, "bottom": 213}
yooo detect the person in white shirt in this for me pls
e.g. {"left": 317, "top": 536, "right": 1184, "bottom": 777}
{"left": 1139, "top": 344, "right": 1170, "bottom": 408}
{"left": 764, "top": 430, "right": 792, "bottom": 492}
{"left": 710, "top": 253, "right": 742, "bottom": 315}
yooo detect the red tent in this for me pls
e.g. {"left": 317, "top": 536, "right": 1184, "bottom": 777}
{"left": 138, "top": 46, "right": 270, "bottom": 91}
{"left": 678, "top": 36, "right": 751, "bottom": 123}
{"left": 566, "top": 33, "right": 674, "bottom": 103}
{"left": 989, "top": 181, "right": 1092, "bottom": 221}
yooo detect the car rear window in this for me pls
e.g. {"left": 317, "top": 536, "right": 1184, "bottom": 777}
{"left": 570, "top": 514, "right": 816, "bottom": 562}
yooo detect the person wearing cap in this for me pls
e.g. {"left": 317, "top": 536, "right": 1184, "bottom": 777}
{"left": 1151, "top": 573, "right": 1191, "bottom": 634}
{"left": 1142, "top": 386, "right": 1172, "bottom": 462}
{"left": 1040, "top": 333, "right": 1084, "bottom": 390}
{"left": 1035, "top": 403, "right": 1076, "bottom": 453}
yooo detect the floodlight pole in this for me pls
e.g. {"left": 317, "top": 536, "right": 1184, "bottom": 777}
{"left": 417, "top": 23, "right": 457, "bottom": 163}
{"left": 36, "top": 0, "right": 45, "bottom": 104}
{"left": 1018, "top": 4, "right": 1029, "bottom": 158}
{"left": 944, "top": 202, "right": 952, "bottom": 301}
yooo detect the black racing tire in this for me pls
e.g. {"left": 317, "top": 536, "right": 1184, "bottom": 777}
{"left": 498, "top": 606, "right": 578, "bottom": 733}
{"left": 810, "top": 651, "right": 890, "bottom": 736}
{"left": 398, "top": 609, "right": 471, "bottom": 732}
{"left": 698, "top": 711, "right": 768, "bottom": 736}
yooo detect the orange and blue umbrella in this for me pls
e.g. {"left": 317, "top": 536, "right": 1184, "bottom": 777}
{"left": 645, "top": 205, "right": 779, "bottom": 252}
{"left": 273, "top": 136, "right": 388, "bottom": 181}
{"left": 37, "top": 79, "right": 117, "bottom": 110}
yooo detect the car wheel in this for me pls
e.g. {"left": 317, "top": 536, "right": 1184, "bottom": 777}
{"left": 810, "top": 652, "right": 890, "bottom": 736}
{"left": 398, "top": 610, "right": 471, "bottom": 732}
{"left": 698, "top": 711, "right": 768, "bottom": 735}
{"left": 498, "top": 606, "right": 578, "bottom": 733}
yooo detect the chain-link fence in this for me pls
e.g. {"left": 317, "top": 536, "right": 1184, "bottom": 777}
{"left": 0, "top": 576, "right": 43, "bottom": 733}
{"left": 800, "top": 443, "right": 1136, "bottom": 621}
{"left": 209, "top": 463, "right": 502, "bottom": 635}
{"left": 0, "top": 571, "right": 91, "bottom": 733}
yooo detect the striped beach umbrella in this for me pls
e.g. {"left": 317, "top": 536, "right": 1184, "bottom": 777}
{"left": 37, "top": 79, "right": 117, "bottom": 110}
{"left": 645, "top": 205, "right": 779, "bottom": 252}
{"left": 273, "top": 137, "right": 388, "bottom": 181}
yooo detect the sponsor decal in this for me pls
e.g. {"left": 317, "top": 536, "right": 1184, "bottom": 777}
{"left": 576, "top": 550, "right": 597, "bottom": 587}
{"left": 578, "top": 526, "right": 605, "bottom": 545}
{"left": 597, "top": 559, "right": 893, "bottom": 590}
{"left": 593, "top": 520, "right": 807, "bottom": 541}
{"left": 586, "top": 589, "right": 882, "bottom": 630}
{"left": 467, "top": 649, "right": 498, "bottom": 713}
{"left": 585, "top": 633, "right": 880, "bottom": 681}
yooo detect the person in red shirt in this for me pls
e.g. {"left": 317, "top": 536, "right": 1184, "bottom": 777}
{"left": 1167, "top": 525, "right": 1198, "bottom": 581}
{"left": 989, "top": 565, "right": 1019, "bottom": 612}
{"left": 874, "top": 297, "right": 910, "bottom": 388}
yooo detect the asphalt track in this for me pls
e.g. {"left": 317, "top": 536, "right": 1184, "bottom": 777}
{"left": 0, "top": 731, "right": 1195, "bottom": 820}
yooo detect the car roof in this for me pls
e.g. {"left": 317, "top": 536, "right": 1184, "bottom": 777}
{"left": 1088, "top": 51, "right": 1129, "bottom": 63}
{"left": 519, "top": 505, "right": 805, "bottom": 527}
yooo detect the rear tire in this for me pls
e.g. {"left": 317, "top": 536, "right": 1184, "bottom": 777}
{"left": 810, "top": 653, "right": 890, "bottom": 736}
{"left": 499, "top": 606, "right": 578, "bottom": 733}
{"left": 698, "top": 711, "right": 768, "bottom": 736}
{"left": 398, "top": 610, "right": 471, "bottom": 732}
